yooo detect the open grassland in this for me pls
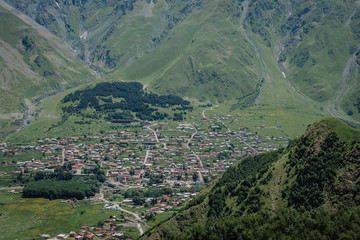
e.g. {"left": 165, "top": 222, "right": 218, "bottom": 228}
{"left": 0, "top": 191, "right": 127, "bottom": 240}
{"left": 146, "top": 211, "right": 175, "bottom": 229}
{"left": 0, "top": 150, "right": 45, "bottom": 163}
{"left": 0, "top": 175, "right": 16, "bottom": 188}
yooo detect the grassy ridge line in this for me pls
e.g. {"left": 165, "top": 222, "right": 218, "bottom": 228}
{"left": 141, "top": 149, "right": 282, "bottom": 239}
{"left": 262, "top": 118, "right": 360, "bottom": 211}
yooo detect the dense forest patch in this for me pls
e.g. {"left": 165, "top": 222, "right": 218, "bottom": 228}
{"left": 62, "top": 82, "right": 192, "bottom": 122}
{"left": 19, "top": 166, "right": 105, "bottom": 200}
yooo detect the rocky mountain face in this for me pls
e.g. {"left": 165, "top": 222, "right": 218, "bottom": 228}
{"left": 142, "top": 117, "right": 360, "bottom": 239}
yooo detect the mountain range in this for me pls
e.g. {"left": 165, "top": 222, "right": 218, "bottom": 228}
{"left": 1, "top": 0, "right": 360, "bottom": 140}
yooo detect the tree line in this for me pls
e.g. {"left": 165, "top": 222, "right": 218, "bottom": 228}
{"left": 22, "top": 177, "right": 99, "bottom": 200}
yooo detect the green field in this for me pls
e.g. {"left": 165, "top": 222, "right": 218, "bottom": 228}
{"left": 0, "top": 191, "right": 130, "bottom": 240}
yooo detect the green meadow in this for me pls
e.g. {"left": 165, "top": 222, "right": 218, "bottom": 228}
{"left": 0, "top": 191, "right": 131, "bottom": 240}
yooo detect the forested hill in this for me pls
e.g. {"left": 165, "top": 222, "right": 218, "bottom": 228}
{"left": 142, "top": 117, "right": 360, "bottom": 239}
{"left": 61, "top": 82, "right": 192, "bottom": 122}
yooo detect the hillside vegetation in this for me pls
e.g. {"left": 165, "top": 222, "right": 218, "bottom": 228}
{"left": 0, "top": 4, "right": 94, "bottom": 138}
{"left": 6, "top": 0, "right": 261, "bottom": 103}
{"left": 61, "top": 81, "right": 192, "bottom": 122}
{"left": 3, "top": 0, "right": 360, "bottom": 136}
{"left": 1, "top": 0, "right": 360, "bottom": 138}
{"left": 142, "top": 118, "right": 360, "bottom": 239}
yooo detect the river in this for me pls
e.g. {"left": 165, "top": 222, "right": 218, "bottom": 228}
{"left": 239, "top": 0, "right": 265, "bottom": 105}
{"left": 16, "top": 90, "right": 62, "bottom": 133}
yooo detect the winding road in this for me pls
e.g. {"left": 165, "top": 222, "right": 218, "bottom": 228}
{"left": 183, "top": 126, "right": 204, "bottom": 182}
{"left": 139, "top": 150, "right": 150, "bottom": 179}
{"left": 186, "top": 127, "right": 198, "bottom": 150}
{"left": 147, "top": 125, "right": 167, "bottom": 149}
{"left": 99, "top": 188, "right": 144, "bottom": 235}
{"left": 118, "top": 207, "right": 144, "bottom": 235}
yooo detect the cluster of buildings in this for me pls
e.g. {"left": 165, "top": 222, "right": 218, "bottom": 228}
{"left": 38, "top": 223, "right": 125, "bottom": 239}
{"left": 3, "top": 117, "right": 287, "bottom": 190}
{"left": 1, "top": 115, "right": 289, "bottom": 239}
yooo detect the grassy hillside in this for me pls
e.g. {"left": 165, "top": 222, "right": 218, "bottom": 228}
{"left": 6, "top": 0, "right": 360, "bottom": 125}
{"left": 0, "top": 5, "right": 94, "bottom": 139}
{"left": 2, "top": 0, "right": 359, "bottom": 141}
{"left": 6, "top": 0, "right": 261, "bottom": 103}
{"left": 247, "top": 0, "right": 359, "bottom": 120}
{"left": 142, "top": 117, "right": 360, "bottom": 239}
{"left": 110, "top": 0, "right": 260, "bottom": 103}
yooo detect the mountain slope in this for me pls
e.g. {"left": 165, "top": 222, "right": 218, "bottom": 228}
{"left": 272, "top": 0, "right": 360, "bottom": 121}
{"left": 5, "top": 0, "right": 261, "bottom": 104}
{"left": 110, "top": 0, "right": 261, "bottom": 103}
{"left": 142, "top": 117, "right": 360, "bottom": 239}
{"left": 5, "top": 0, "right": 360, "bottom": 123}
{"left": 0, "top": 3, "right": 94, "bottom": 138}
{"left": 5, "top": 0, "right": 204, "bottom": 71}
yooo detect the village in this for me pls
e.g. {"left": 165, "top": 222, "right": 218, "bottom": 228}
{"left": 0, "top": 114, "right": 288, "bottom": 239}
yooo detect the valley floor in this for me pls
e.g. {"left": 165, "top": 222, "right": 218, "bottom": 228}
{"left": 0, "top": 105, "right": 289, "bottom": 239}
